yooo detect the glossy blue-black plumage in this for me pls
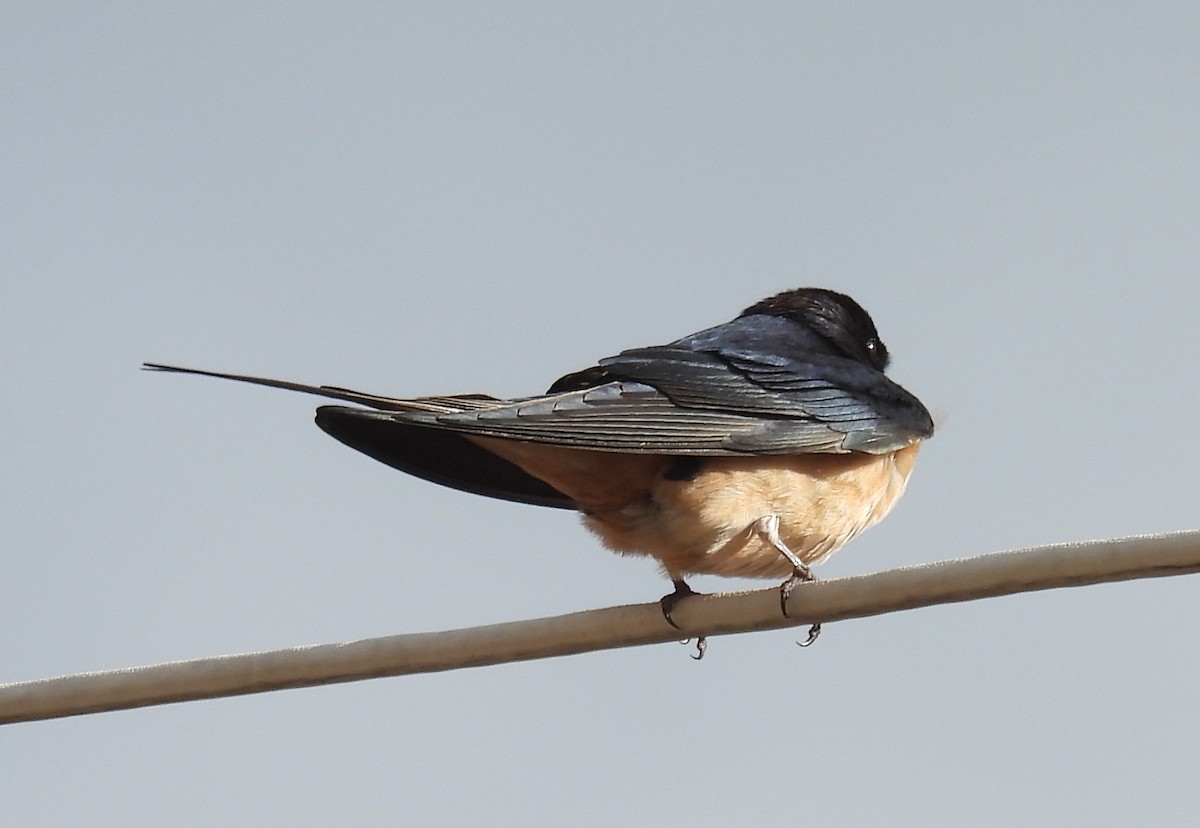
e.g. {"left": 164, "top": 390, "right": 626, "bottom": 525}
{"left": 538, "top": 293, "right": 932, "bottom": 454}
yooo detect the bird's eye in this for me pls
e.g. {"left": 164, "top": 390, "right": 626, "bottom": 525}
{"left": 863, "top": 337, "right": 889, "bottom": 369}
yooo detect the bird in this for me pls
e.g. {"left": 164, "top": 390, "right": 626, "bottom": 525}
{"left": 145, "top": 287, "right": 933, "bottom": 644}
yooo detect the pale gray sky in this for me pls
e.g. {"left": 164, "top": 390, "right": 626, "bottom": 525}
{"left": 4, "top": 4, "right": 1199, "bottom": 825}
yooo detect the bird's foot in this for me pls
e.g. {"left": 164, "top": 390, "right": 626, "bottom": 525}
{"left": 778, "top": 562, "right": 815, "bottom": 617}
{"left": 659, "top": 579, "right": 701, "bottom": 629}
{"left": 779, "top": 561, "right": 820, "bottom": 648}
{"left": 660, "top": 579, "right": 707, "bottom": 660}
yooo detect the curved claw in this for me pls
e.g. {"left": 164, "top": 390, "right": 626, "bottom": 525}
{"left": 778, "top": 566, "right": 817, "bottom": 617}
{"left": 684, "top": 637, "right": 708, "bottom": 660}
{"left": 795, "top": 623, "right": 822, "bottom": 648}
{"left": 659, "top": 579, "right": 701, "bottom": 629}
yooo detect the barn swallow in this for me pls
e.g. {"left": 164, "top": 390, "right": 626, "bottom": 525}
{"left": 146, "top": 288, "right": 933, "bottom": 649}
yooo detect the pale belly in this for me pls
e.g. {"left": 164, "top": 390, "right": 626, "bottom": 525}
{"left": 584, "top": 443, "right": 921, "bottom": 579}
{"left": 468, "top": 434, "right": 922, "bottom": 581}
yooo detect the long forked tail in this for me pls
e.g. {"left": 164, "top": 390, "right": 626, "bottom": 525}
{"left": 143, "top": 363, "right": 574, "bottom": 508}
{"left": 142, "top": 362, "right": 429, "bottom": 411}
